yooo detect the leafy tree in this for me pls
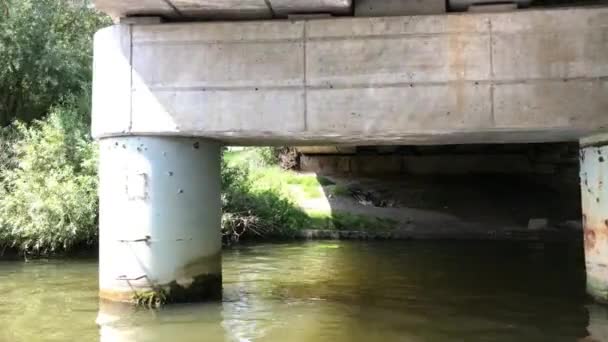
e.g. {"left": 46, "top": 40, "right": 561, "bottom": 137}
{"left": 0, "top": 0, "right": 109, "bottom": 126}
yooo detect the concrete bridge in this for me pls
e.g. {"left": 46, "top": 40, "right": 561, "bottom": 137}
{"left": 92, "top": 0, "right": 608, "bottom": 305}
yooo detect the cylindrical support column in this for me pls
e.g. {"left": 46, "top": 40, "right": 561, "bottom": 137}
{"left": 98, "top": 136, "right": 222, "bottom": 305}
{"left": 581, "top": 133, "right": 608, "bottom": 303}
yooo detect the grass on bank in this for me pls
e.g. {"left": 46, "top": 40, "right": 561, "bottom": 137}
{"left": 222, "top": 148, "right": 398, "bottom": 242}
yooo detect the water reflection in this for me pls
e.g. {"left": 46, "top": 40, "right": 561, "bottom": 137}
{"left": 93, "top": 241, "right": 593, "bottom": 342}
{"left": 97, "top": 302, "right": 226, "bottom": 341}
{"left": 0, "top": 241, "right": 599, "bottom": 341}
{"left": 586, "top": 304, "right": 608, "bottom": 341}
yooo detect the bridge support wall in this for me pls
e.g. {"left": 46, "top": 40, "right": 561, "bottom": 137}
{"left": 581, "top": 134, "right": 608, "bottom": 303}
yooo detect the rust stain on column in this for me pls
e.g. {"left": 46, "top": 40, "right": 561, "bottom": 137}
{"left": 581, "top": 134, "right": 608, "bottom": 303}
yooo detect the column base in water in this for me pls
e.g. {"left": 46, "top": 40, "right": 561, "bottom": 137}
{"left": 98, "top": 136, "right": 222, "bottom": 305}
{"left": 581, "top": 133, "right": 608, "bottom": 303}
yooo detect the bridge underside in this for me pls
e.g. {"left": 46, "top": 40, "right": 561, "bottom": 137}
{"left": 93, "top": 7, "right": 608, "bottom": 145}
{"left": 94, "top": 0, "right": 354, "bottom": 20}
{"left": 92, "top": 5, "right": 608, "bottom": 306}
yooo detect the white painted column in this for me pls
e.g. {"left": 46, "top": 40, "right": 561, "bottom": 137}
{"left": 98, "top": 136, "right": 222, "bottom": 304}
{"left": 580, "top": 133, "right": 608, "bottom": 303}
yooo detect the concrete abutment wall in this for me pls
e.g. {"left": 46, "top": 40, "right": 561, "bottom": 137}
{"left": 581, "top": 134, "right": 608, "bottom": 303}
{"left": 299, "top": 143, "right": 580, "bottom": 177}
{"left": 297, "top": 142, "right": 582, "bottom": 231}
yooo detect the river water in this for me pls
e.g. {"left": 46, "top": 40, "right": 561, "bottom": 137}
{"left": 0, "top": 241, "right": 605, "bottom": 341}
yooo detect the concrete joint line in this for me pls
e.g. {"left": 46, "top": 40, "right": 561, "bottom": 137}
{"left": 488, "top": 18, "right": 495, "bottom": 126}
{"left": 303, "top": 23, "right": 308, "bottom": 131}
{"left": 132, "top": 33, "right": 495, "bottom": 47}
{"left": 133, "top": 39, "right": 302, "bottom": 47}
{"left": 128, "top": 24, "right": 134, "bottom": 133}
{"left": 142, "top": 77, "right": 608, "bottom": 93}
{"left": 307, "top": 32, "right": 491, "bottom": 42}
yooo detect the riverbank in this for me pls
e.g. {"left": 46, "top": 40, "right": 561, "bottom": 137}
{"left": 0, "top": 146, "right": 582, "bottom": 260}
{"left": 223, "top": 148, "right": 582, "bottom": 242}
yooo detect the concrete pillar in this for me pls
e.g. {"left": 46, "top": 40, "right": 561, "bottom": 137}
{"left": 98, "top": 136, "right": 222, "bottom": 305}
{"left": 580, "top": 133, "right": 608, "bottom": 303}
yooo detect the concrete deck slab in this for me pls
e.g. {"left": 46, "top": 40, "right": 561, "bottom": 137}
{"left": 93, "top": 7, "right": 608, "bottom": 145}
{"left": 94, "top": 0, "right": 351, "bottom": 19}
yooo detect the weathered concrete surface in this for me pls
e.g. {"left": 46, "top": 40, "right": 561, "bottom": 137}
{"left": 94, "top": 0, "right": 351, "bottom": 20}
{"left": 98, "top": 136, "right": 222, "bottom": 304}
{"left": 354, "top": 0, "right": 445, "bottom": 16}
{"left": 94, "top": 0, "right": 175, "bottom": 19}
{"left": 580, "top": 133, "right": 608, "bottom": 303}
{"left": 301, "top": 154, "right": 554, "bottom": 175}
{"left": 93, "top": 7, "right": 608, "bottom": 145}
{"left": 450, "top": 0, "right": 531, "bottom": 11}
{"left": 299, "top": 143, "right": 580, "bottom": 175}
{"left": 296, "top": 146, "right": 357, "bottom": 154}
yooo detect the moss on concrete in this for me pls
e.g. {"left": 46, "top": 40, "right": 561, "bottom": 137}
{"left": 166, "top": 274, "right": 222, "bottom": 304}
{"left": 132, "top": 288, "right": 167, "bottom": 309}
{"left": 130, "top": 274, "right": 222, "bottom": 309}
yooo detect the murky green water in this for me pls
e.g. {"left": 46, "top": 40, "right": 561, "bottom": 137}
{"left": 0, "top": 241, "right": 606, "bottom": 341}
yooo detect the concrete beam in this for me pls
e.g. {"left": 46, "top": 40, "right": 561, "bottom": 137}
{"left": 354, "top": 0, "right": 446, "bottom": 16}
{"left": 270, "top": 0, "right": 352, "bottom": 17}
{"left": 296, "top": 146, "right": 357, "bottom": 154}
{"left": 93, "top": 7, "right": 608, "bottom": 145}
{"left": 94, "top": 0, "right": 175, "bottom": 19}
{"left": 93, "top": 0, "right": 351, "bottom": 20}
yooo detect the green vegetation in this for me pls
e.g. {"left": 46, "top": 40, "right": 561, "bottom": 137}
{"left": 0, "top": 1, "right": 396, "bottom": 255}
{"left": 133, "top": 288, "right": 167, "bottom": 309}
{"left": 222, "top": 148, "right": 397, "bottom": 242}
{"left": 0, "top": 100, "right": 98, "bottom": 254}
{"left": 221, "top": 152, "right": 312, "bottom": 241}
{"left": 305, "top": 209, "right": 398, "bottom": 232}
{"left": 325, "top": 184, "right": 350, "bottom": 197}
{"left": 0, "top": 0, "right": 107, "bottom": 255}
{"left": 0, "top": 0, "right": 110, "bottom": 126}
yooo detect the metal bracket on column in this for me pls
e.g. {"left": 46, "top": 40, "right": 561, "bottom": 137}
{"left": 116, "top": 275, "right": 148, "bottom": 281}
{"left": 117, "top": 235, "right": 152, "bottom": 244}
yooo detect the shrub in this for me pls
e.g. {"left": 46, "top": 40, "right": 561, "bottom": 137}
{"left": 256, "top": 147, "right": 280, "bottom": 166}
{"left": 0, "top": 101, "right": 98, "bottom": 254}
{"left": 226, "top": 147, "right": 299, "bottom": 170}
{"left": 0, "top": 125, "right": 18, "bottom": 177}
{"left": 221, "top": 156, "right": 310, "bottom": 243}
{"left": 257, "top": 147, "right": 299, "bottom": 170}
